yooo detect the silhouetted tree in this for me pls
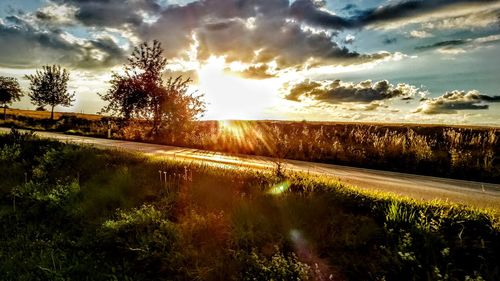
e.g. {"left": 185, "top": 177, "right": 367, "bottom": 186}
{"left": 159, "top": 76, "right": 205, "bottom": 133}
{"left": 0, "top": 76, "right": 22, "bottom": 119}
{"left": 25, "top": 65, "right": 75, "bottom": 120}
{"left": 100, "top": 40, "right": 205, "bottom": 136}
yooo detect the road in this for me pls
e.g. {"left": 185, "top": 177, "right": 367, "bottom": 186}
{"left": 1, "top": 127, "right": 499, "bottom": 211}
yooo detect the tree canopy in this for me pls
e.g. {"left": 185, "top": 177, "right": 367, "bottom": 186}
{"left": 25, "top": 65, "right": 75, "bottom": 120}
{"left": 0, "top": 76, "right": 23, "bottom": 119}
{"left": 100, "top": 40, "right": 205, "bottom": 136}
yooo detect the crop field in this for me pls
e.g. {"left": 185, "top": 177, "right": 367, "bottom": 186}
{"left": 3, "top": 108, "right": 103, "bottom": 121}
{"left": 1, "top": 110, "right": 499, "bottom": 183}
{"left": 0, "top": 129, "right": 498, "bottom": 280}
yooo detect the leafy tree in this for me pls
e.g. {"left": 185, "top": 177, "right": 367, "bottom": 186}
{"left": 100, "top": 40, "right": 205, "bottom": 136}
{"left": 0, "top": 76, "right": 22, "bottom": 119}
{"left": 25, "top": 65, "right": 75, "bottom": 120}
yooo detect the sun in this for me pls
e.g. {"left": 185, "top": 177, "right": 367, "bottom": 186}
{"left": 196, "top": 57, "right": 283, "bottom": 120}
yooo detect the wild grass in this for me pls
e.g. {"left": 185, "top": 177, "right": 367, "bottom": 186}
{"left": 1, "top": 111, "right": 498, "bottom": 182}
{"left": 0, "top": 129, "right": 498, "bottom": 280}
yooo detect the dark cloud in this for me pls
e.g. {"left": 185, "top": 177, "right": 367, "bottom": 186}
{"left": 228, "top": 64, "right": 277, "bottom": 80}
{"left": 51, "top": 0, "right": 161, "bottom": 27}
{"left": 290, "top": 0, "right": 354, "bottom": 29}
{"left": 351, "top": 0, "right": 497, "bottom": 26}
{"left": 414, "top": 35, "right": 500, "bottom": 54}
{"left": 285, "top": 80, "right": 322, "bottom": 101}
{"left": 415, "top": 90, "right": 500, "bottom": 114}
{"left": 415, "top": 39, "right": 466, "bottom": 50}
{"left": 288, "top": 0, "right": 498, "bottom": 30}
{"left": 1, "top": 0, "right": 408, "bottom": 72}
{"left": 479, "top": 94, "right": 500, "bottom": 101}
{"left": 141, "top": 0, "right": 392, "bottom": 69}
{"left": 285, "top": 79, "right": 418, "bottom": 104}
{"left": 0, "top": 18, "right": 126, "bottom": 69}
{"left": 35, "top": 11, "right": 54, "bottom": 22}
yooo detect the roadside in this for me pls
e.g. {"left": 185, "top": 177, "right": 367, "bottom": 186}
{"left": 2, "top": 127, "right": 499, "bottom": 211}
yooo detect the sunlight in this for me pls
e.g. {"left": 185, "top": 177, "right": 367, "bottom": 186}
{"left": 197, "top": 57, "right": 282, "bottom": 120}
{"left": 216, "top": 119, "right": 274, "bottom": 154}
{"left": 218, "top": 120, "right": 246, "bottom": 140}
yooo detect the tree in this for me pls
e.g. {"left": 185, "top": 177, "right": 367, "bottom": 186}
{"left": 0, "top": 76, "right": 22, "bottom": 119}
{"left": 25, "top": 65, "right": 75, "bottom": 120}
{"left": 100, "top": 40, "right": 205, "bottom": 136}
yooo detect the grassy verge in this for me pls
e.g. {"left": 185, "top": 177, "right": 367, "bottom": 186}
{"left": 0, "top": 129, "right": 498, "bottom": 280}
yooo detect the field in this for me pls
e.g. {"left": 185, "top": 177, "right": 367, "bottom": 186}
{"left": 3, "top": 108, "right": 103, "bottom": 121}
{"left": 1, "top": 109, "right": 499, "bottom": 183}
{"left": 0, "top": 129, "right": 498, "bottom": 280}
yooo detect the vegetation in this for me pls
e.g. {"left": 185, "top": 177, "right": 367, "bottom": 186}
{"left": 0, "top": 129, "right": 498, "bottom": 280}
{"left": 25, "top": 65, "right": 75, "bottom": 120}
{"left": 99, "top": 40, "right": 205, "bottom": 136}
{"left": 0, "top": 111, "right": 498, "bottom": 182}
{"left": 0, "top": 76, "right": 23, "bottom": 119}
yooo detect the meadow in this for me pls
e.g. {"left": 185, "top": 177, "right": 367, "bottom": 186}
{"left": 1, "top": 109, "right": 499, "bottom": 183}
{"left": 0, "top": 129, "right": 498, "bottom": 280}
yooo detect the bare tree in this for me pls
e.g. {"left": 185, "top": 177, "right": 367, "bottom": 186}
{"left": 0, "top": 76, "right": 22, "bottom": 119}
{"left": 25, "top": 65, "right": 75, "bottom": 120}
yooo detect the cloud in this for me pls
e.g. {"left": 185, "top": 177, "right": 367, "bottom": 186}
{"left": 352, "top": 0, "right": 500, "bottom": 30}
{"left": 416, "top": 39, "right": 467, "bottom": 49}
{"left": 285, "top": 0, "right": 499, "bottom": 31}
{"left": 414, "top": 90, "right": 500, "bottom": 114}
{"left": 50, "top": 0, "right": 161, "bottom": 28}
{"left": 409, "top": 30, "right": 433, "bottom": 38}
{"left": 284, "top": 79, "right": 420, "bottom": 104}
{"left": 419, "top": 7, "right": 500, "bottom": 30}
{"left": 140, "top": 0, "right": 395, "bottom": 70}
{"left": 344, "top": 34, "right": 355, "bottom": 44}
{"left": 415, "top": 34, "right": 500, "bottom": 54}
{"left": 0, "top": 18, "right": 127, "bottom": 69}
{"left": 228, "top": 64, "right": 277, "bottom": 80}
{"left": 1, "top": 0, "right": 406, "bottom": 73}
{"left": 290, "top": 0, "right": 354, "bottom": 29}
{"left": 362, "top": 102, "right": 389, "bottom": 111}
{"left": 33, "top": 3, "right": 78, "bottom": 26}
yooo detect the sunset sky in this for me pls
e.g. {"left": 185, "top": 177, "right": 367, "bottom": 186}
{"left": 0, "top": 0, "right": 499, "bottom": 125}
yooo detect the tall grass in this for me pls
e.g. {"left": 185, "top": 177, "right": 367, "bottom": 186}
{"left": 1, "top": 113, "right": 498, "bottom": 182}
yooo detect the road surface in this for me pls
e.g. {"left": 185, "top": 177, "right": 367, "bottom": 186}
{"left": 1, "top": 127, "right": 499, "bottom": 211}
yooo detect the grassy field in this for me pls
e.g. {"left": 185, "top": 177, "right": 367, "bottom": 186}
{"left": 3, "top": 108, "right": 103, "bottom": 121}
{"left": 1, "top": 109, "right": 499, "bottom": 183}
{"left": 0, "top": 129, "right": 498, "bottom": 280}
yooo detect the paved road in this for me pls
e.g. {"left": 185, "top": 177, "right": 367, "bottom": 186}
{"left": 2, "top": 128, "right": 499, "bottom": 211}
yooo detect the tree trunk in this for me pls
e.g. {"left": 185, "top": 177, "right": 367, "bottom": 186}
{"left": 50, "top": 106, "right": 55, "bottom": 120}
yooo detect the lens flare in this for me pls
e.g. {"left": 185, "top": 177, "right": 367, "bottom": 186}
{"left": 267, "top": 181, "right": 290, "bottom": 195}
{"left": 216, "top": 120, "right": 274, "bottom": 153}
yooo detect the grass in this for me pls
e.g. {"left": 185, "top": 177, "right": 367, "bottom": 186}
{"left": 0, "top": 128, "right": 498, "bottom": 280}
{"left": 1, "top": 109, "right": 499, "bottom": 183}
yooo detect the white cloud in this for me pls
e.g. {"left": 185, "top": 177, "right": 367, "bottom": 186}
{"left": 410, "top": 30, "right": 433, "bottom": 38}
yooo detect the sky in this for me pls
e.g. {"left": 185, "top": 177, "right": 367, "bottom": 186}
{"left": 0, "top": 0, "right": 499, "bottom": 125}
